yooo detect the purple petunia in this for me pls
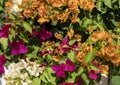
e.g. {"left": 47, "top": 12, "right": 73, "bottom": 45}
{"left": 65, "top": 58, "right": 76, "bottom": 72}
{"left": 52, "top": 64, "right": 66, "bottom": 78}
{"left": 88, "top": 70, "right": 100, "bottom": 80}
{"left": 38, "top": 26, "right": 52, "bottom": 42}
{"left": 9, "top": 40, "right": 28, "bottom": 55}
{"left": 0, "top": 24, "right": 11, "bottom": 38}
{"left": 0, "top": 55, "right": 6, "bottom": 74}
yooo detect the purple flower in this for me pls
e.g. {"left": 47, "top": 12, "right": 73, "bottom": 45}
{"left": 88, "top": 70, "right": 100, "bottom": 80}
{"left": 61, "top": 38, "right": 69, "bottom": 46}
{"left": 65, "top": 58, "right": 76, "bottom": 72}
{"left": 60, "top": 82, "right": 74, "bottom": 85}
{"left": 38, "top": 26, "right": 52, "bottom": 42}
{"left": 76, "top": 78, "right": 82, "bottom": 85}
{"left": 0, "top": 55, "right": 6, "bottom": 74}
{"left": 52, "top": 64, "right": 66, "bottom": 78}
{"left": 0, "top": 24, "right": 11, "bottom": 38}
{"left": 9, "top": 40, "right": 28, "bottom": 55}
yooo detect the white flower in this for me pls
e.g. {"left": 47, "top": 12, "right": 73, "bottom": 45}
{"left": 10, "top": 0, "right": 23, "bottom": 14}
{"left": 13, "top": 0, "right": 22, "bottom": 5}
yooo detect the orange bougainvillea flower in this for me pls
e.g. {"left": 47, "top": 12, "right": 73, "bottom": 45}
{"left": 54, "top": 32, "right": 63, "bottom": 40}
{"left": 90, "top": 30, "right": 111, "bottom": 42}
{"left": 100, "top": 65, "right": 109, "bottom": 75}
{"left": 67, "top": 29, "right": 74, "bottom": 39}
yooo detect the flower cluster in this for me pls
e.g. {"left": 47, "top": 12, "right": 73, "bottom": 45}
{"left": 3, "top": 59, "right": 44, "bottom": 85}
{"left": 5, "top": 0, "right": 95, "bottom": 24}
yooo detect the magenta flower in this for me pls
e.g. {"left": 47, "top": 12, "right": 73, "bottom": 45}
{"left": 52, "top": 64, "right": 66, "bottom": 78}
{"left": 0, "top": 55, "right": 6, "bottom": 74}
{"left": 9, "top": 40, "right": 28, "bottom": 55}
{"left": 61, "top": 38, "right": 69, "bottom": 46}
{"left": 38, "top": 26, "right": 52, "bottom": 42}
{"left": 65, "top": 58, "right": 76, "bottom": 72}
{"left": 60, "top": 82, "right": 74, "bottom": 85}
{"left": 76, "top": 78, "right": 82, "bottom": 85}
{"left": 0, "top": 24, "right": 11, "bottom": 38}
{"left": 88, "top": 70, "right": 100, "bottom": 80}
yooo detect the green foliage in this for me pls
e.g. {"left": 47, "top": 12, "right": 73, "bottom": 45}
{"left": 112, "top": 76, "right": 120, "bottom": 85}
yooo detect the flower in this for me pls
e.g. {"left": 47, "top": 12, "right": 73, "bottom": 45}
{"left": 65, "top": 58, "right": 76, "bottom": 72}
{"left": 88, "top": 70, "right": 100, "bottom": 80}
{"left": 52, "top": 64, "right": 66, "bottom": 78}
{"left": 9, "top": 40, "right": 28, "bottom": 55}
{"left": 0, "top": 24, "right": 11, "bottom": 38}
{"left": 0, "top": 55, "right": 6, "bottom": 73}
{"left": 61, "top": 38, "right": 69, "bottom": 46}
{"left": 39, "top": 26, "right": 52, "bottom": 42}
{"left": 60, "top": 82, "right": 74, "bottom": 85}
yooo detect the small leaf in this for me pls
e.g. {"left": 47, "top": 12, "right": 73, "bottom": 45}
{"left": 69, "top": 39, "right": 76, "bottom": 45}
{"left": 66, "top": 72, "right": 77, "bottom": 82}
{"left": 0, "top": 0, "right": 3, "bottom": 6}
{"left": 81, "top": 73, "right": 90, "bottom": 85}
{"left": 23, "top": 21, "right": 32, "bottom": 33}
{"left": 90, "top": 65, "right": 99, "bottom": 70}
{"left": 0, "top": 38, "right": 8, "bottom": 50}
{"left": 67, "top": 51, "right": 76, "bottom": 62}
{"left": 76, "top": 66, "right": 84, "bottom": 76}
{"left": 32, "top": 78, "right": 41, "bottom": 85}
{"left": 104, "top": 0, "right": 112, "bottom": 8}
{"left": 84, "top": 49, "right": 96, "bottom": 64}
{"left": 112, "top": 76, "right": 120, "bottom": 85}
{"left": 9, "top": 13, "right": 16, "bottom": 20}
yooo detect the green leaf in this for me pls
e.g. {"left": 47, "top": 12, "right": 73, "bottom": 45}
{"left": 84, "top": 49, "right": 96, "bottom": 64}
{"left": 96, "top": 1, "right": 102, "bottom": 12}
{"left": 19, "top": 32, "right": 29, "bottom": 43}
{"left": 0, "top": 0, "right": 3, "bottom": 6}
{"left": 66, "top": 72, "right": 77, "bottom": 82}
{"left": 23, "top": 21, "right": 32, "bottom": 33}
{"left": 0, "top": 38, "right": 8, "bottom": 50}
{"left": 26, "top": 46, "right": 39, "bottom": 59}
{"left": 112, "top": 76, "right": 120, "bottom": 85}
{"left": 104, "top": 0, "right": 112, "bottom": 8}
{"left": 9, "top": 13, "right": 16, "bottom": 20}
{"left": 69, "top": 39, "right": 76, "bottom": 45}
{"left": 32, "top": 78, "right": 41, "bottom": 85}
{"left": 90, "top": 65, "right": 99, "bottom": 70}
{"left": 76, "top": 66, "right": 84, "bottom": 76}
{"left": 81, "top": 73, "right": 90, "bottom": 85}
{"left": 119, "top": 0, "right": 120, "bottom": 8}
{"left": 67, "top": 51, "right": 76, "bottom": 62}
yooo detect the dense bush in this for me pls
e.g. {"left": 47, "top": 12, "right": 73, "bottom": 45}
{"left": 0, "top": 0, "right": 120, "bottom": 85}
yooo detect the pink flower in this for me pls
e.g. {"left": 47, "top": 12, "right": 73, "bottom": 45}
{"left": 60, "top": 82, "right": 74, "bottom": 85}
{"left": 38, "top": 26, "right": 52, "bottom": 42}
{"left": 52, "top": 64, "right": 66, "bottom": 78}
{"left": 76, "top": 78, "right": 82, "bottom": 85}
{"left": 65, "top": 58, "right": 76, "bottom": 72}
{"left": 88, "top": 70, "right": 100, "bottom": 80}
{"left": 0, "top": 24, "right": 11, "bottom": 38}
{"left": 9, "top": 40, "right": 28, "bottom": 55}
{"left": 0, "top": 55, "right": 6, "bottom": 74}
